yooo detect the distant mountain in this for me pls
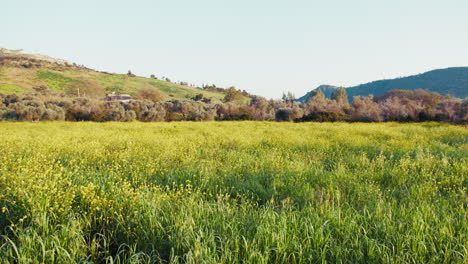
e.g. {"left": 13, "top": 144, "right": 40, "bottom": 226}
{"left": 298, "top": 85, "right": 340, "bottom": 102}
{"left": 297, "top": 67, "right": 468, "bottom": 102}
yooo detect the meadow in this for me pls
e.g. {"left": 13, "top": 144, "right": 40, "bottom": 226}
{"left": 0, "top": 122, "right": 466, "bottom": 263}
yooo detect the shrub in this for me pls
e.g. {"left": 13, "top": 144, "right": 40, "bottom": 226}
{"left": 275, "top": 108, "right": 294, "bottom": 121}
{"left": 140, "top": 107, "right": 166, "bottom": 122}
{"left": 217, "top": 104, "right": 254, "bottom": 120}
{"left": 223, "top": 87, "right": 244, "bottom": 104}
{"left": 136, "top": 88, "right": 164, "bottom": 103}
{"left": 65, "top": 98, "right": 95, "bottom": 121}
{"left": 351, "top": 96, "right": 382, "bottom": 122}
{"left": 296, "top": 111, "right": 349, "bottom": 122}
{"left": 192, "top": 94, "right": 203, "bottom": 101}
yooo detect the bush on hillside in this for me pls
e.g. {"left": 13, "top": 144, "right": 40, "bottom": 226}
{"left": 136, "top": 88, "right": 164, "bottom": 103}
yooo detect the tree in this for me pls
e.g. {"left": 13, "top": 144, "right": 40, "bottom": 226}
{"left": 223, "top": 87, "right": 244, "bottom": 104}
{"left": 249, "top": 96, "right": 275, "bottom": 120}
{"left": 136, "top": 88, "right": 164, "bottom": 103}
{"left": 457, "top": 99, "right": 468, "bottom": 124}
{"left": 275, "top": 108, "right": 294, "bottom": 121}
{"left": 331, "top": 87, "right": 349, "bottom": 106}
{"left": 311, "top": 89, "right": 325, "bottom": 100}
{"left": 379, "top": 96, "right": 422, "bottom": 121}
{"left": 127, "top": 70, "right": 136, "bottom": 77}
{"left": 282, "top": 91, "right": 295, "bottom": 106}
{"left": 192, "top": 94, "right": 204, "bottom": 101}
{"left": 306, "top": 88, "right": 327, "bottom": 112}
{"left": 351, "top": 96, "right": 382, "bottom": 122}
{"left": 436, "top": 99, "right": 462, "bottom": 123}
{"left": 216, "top": 104, "right": 253, "bottom": 120}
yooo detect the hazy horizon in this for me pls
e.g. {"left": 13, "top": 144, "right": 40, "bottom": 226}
{"left": 2, "top": 0, "right": 468, "bottom": 98}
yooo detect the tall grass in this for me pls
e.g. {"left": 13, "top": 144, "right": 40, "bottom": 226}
{"left": 0, "top": 122, "right": 466, "bottom": 263}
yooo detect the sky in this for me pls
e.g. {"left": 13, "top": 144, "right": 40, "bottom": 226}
{"left": 2, "top": 0, "right": 468, "bottom": 98}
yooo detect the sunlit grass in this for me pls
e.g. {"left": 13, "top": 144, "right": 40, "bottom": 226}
{"left": 0, "top": 84, "right": 28, "bottom": 94}
{"left": 0, "top": 122, "right": 466, "bottom": 263}
{"left": 36, "top": 70, "right": 75, "bottom": 91}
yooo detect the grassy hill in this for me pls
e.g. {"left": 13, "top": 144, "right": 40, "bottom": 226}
{"left": 0, "top": 49, "right": 227, "bottom": 101}
{"left": 298, "top": 67, "right": 468, "bottom": 102}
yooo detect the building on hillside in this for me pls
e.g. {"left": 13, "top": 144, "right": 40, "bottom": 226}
{"left": 104, "top": 92, "right": 132, "bottom": 102}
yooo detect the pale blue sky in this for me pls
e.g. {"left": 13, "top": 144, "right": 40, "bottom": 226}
{"left": 2, "top": 0, "right": 467, "bottom": 98}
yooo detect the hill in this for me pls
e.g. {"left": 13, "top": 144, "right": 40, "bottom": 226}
{"left": 0, "top": 48, "right": 227, "bottom": 101}
{"left": 0, "top": 48, "right": 69, "bottom": 65}
{"left": 298, "top": 67, "right": 468, "bottom": 102}
{"left": 296, "top": 85, "right": 340, "bottom": 102}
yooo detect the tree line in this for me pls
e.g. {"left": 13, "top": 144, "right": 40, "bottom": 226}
{"left": 0, "top": 87, "right": 466, "bottom": 123}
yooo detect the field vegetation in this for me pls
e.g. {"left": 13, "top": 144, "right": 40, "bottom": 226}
{"left": 0, "top": 122, "right": 466, "bottom": 263}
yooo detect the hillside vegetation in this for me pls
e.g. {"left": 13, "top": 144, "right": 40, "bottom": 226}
{"left": 0, "top": 122, "right": 466, "bottom": 263}
{"left": 1, "top": 87, "right": 466, "bottom": 123}
{"left": 1, "top": 49, "right": 466, "bottom": 124}
{"left": 298, "top": 67, "right": 468, "bottom": 102}
{"left": 0, "top": 55, "right": 226, "bottom": 102}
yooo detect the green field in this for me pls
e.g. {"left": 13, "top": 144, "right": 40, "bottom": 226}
{"left": 0, "top": 84, "right": 28, "bottom": 94}
{"left": 0, "top": 122, "right": 466, "bottom": 263}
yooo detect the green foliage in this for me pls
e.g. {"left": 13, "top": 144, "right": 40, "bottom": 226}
{"left": 275, "top": 108, "right": 294, "bottom": 121}
{"left": 36, "top": 71, "right": 75, "bottom": 91}
{"left": 136, "top": 88, "right": 164, "bottom": 103}
{"left": 223, "top": 87, "right": 245, "bottom": 104}
{"left": 331, "top": 87, "right": 349, "bottom": 105}
{"left": 0, "top": 84, "right": 28, "bottom": 94}
{"left": 0, "top": 122, "right": 466, "bottom": 263}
